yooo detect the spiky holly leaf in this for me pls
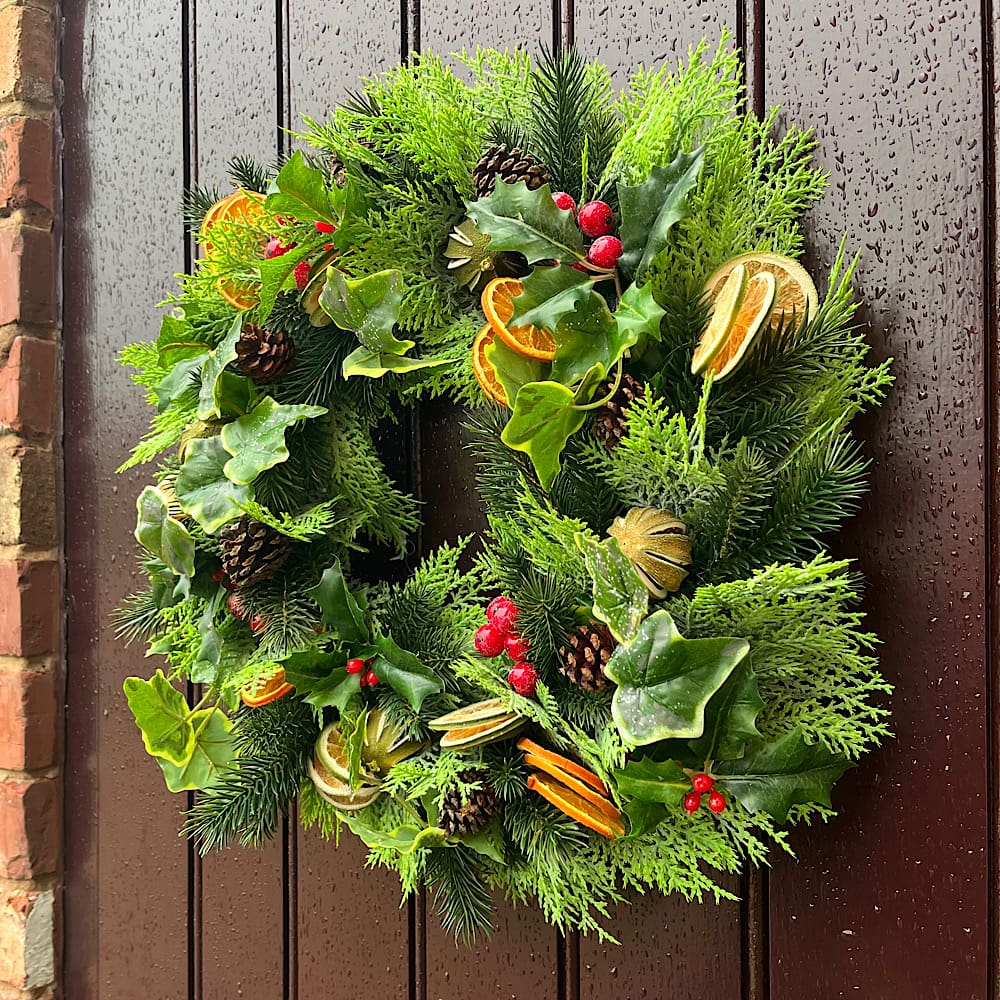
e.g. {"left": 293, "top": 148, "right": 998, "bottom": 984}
{"left": 688, "top": 660, "right": 764, "bottom": 763}
{"left": 622, "top": 798, "right": 668, "bottom": 838}
{"left": 175, "top": 436, "right": 252, "bottom": 533}
{"left": 373, "top": 634, "right": 444, "bottom": 712}
{"left": 281, "top": 649, "right": 364, "bottom": 712}
{"left": 509, "top": 263, "right": 595, "bottom": 331}
{"left": 123, "top": 669, "right": 194, "bottom": 766}
{"left": 156, "top": 708, "right": 235, "bottom": 792}
{"left": 575, "top": 533, "right": 648, "bottom": 641}
{"left": 135, "top": 486, "right": 196, "bottom": 577}
{"left": 308, "top": 560, "right": 370, "bottom": 644}
{"left": 466, "top": 181, "right": 585, "bottom": 263}
{"left": 714, "top": 728, "right": 855, "bottom": 822}
{"left": 604, "top": 610, "right": 749, "bottom": 746}
{"left": 319, "top": 268, "right": 412, "bottom": 356}
{"left": 613, "top": 757, "right": 689, "bottom": 804}
{"left": 617, "top": 147, "right": 705, "bottom": 283}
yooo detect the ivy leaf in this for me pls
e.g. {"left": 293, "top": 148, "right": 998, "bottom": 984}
{"left": 617, "top": 147, "right": 705, "bottom": 283}
{"left": 318, "top": 268, "right": 412, "bottom": 356}
{"left": 714, "top": 729, "right": 856, "bottom": 822}
{"left": 308, "top": 561, "right": 370, "bottom": 644}
{"left": 265, "top": 149, "right": 334, "bottom": 223}
{"left": 575, "top": 533, "right": 647, "bottom": 641}
{"left": 190, "top": 594, "right": 224, "bottom": 685}
{"left": 614, "top": 280, "right": 667, "bottom": 345}
{"left": 156, "top": 708, "right": 235, "bottom": 792}
{"left": 549, "top": 291, "right": 624, "bottom": 385}
{"left": 198, "top": 316, "right": 243, "bottom": 419}
{"left": 483, "top": 337, "right": 548, "bottom": 405}
{"left": 500, "top": 381, "right": 587, "bottom": 490}
{"left": 466, "top": 181, "right": 585, "bottom": 263}
{"left": 220, "top": 397, "right": 327, "bottom": 484}
{"left": 687, "top": 660, "right": 764, "bottom": 763}
{"left": 613, "top": 757, "right": 689, "bottom": 805}
{"left": 342, "top": 346, "right": 454, "bottom": 380}
{"left": 622, "top": 799, "right": 668, "bottom": 838}
{"left": 135, "top": 486, "right": 196, "bottom": 577}
{"left": 123, "top": 670, "right": 193, "bottom": 766}
{"left": 373, "top": 634, "right": 443, "bottom": 711}
{"left": 604, "top": 610, "right": 749, "bottom": 746}
{"left": 175, "top": 436, "right": 252, "bottom": 533}
{"left": 341, "top": 813, "right": 448, "bottom": 854}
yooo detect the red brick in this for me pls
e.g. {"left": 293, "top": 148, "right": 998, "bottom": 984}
{"left": 0, "top": 779, "right": 57, "bottom": 879}
{"left": 0, "top": 228, "right": 55, "bottom": 326}
{"left": 0, "top": 668, "right": 55, "bottom": 770}
{"left": 0, "top": 562, "right": 59, "bottom": 657}
{"left": 0, "top": 7, "right": 55, "bottom": 104}
{"left": 0, "top": 118, "right": 53, "bottom": 213}
{"left": 0, "top": 338, "right": 56, "bottom": 436}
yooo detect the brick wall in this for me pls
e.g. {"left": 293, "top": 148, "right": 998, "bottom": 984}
{"left": 0, "top": 0, "right": 61, "bottom": 998}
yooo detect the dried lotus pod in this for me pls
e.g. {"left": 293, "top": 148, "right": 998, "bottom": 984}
{"left": 608, "top": 507, "right": 692, "bottom": 598}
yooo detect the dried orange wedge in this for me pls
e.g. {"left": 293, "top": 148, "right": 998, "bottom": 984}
{"left": 471, "top": 324, "right": 508, "bottom": 406}
{"left": 526, "top": 773, "right": 625, "bottom": 839}
{"left": 481, "top": 277, "right": 556, "bottom": 362}
{"left": 705, "top": 271, "right": 776, "bottom": 380}
{"left": 691, "top": 263, "right": 746, "bottom": 375}
{"left": 703, "top": 251, "right": 819, "bottom": 329}
{"left": 200, "top": 190, "right": 266, "bottom": 310}
{"left": 516, "top": 737, "right": 608, "bottom": 796}
{"left": 240, "top": 667, "right": 294, "bottom": 707}
{"left": 523, "top": 752, "right": 621, "bottom": 822}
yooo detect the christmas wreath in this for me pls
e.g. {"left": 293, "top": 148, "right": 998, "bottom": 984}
{"left": 118, "top": 38, "right": 893, "bottom": 941}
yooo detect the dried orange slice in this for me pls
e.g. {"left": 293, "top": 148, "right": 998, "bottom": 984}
{"left": 705, "top": 272, "right": 776, "bottom": 380}
{"left": 517, "top": 737, "right": 609, "bottom": 796}
{"left": 240, "top": 667, "right": 294, "bottom": 707}
{"left": 522, "top": 752, "right": 620, "bottom": 822}
{"left": 526, "top": 773, "right": 625, "bottom": 839}
{"left": 200, "top": 190, "right": 266, "bottom": 311}
{"left": 471, "top": 324, "right": 508, "bottom": 406}
{"left": 703, "top": 251, "right": 819, "bottom": 329}
{"left": 691, "top": 263, "right": 746, "bottom": 375}
{"left": 481, "top": 277, "right": 556, "bottom": 362}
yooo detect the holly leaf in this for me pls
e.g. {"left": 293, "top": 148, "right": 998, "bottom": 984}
{"left": 500, "top": 381, "right": 587, "bottom": 490}
{"left": 198, "top": 316, "right": 243, "bottom": 419}
{"left": 318, "top": 268, "right": 412, "bottom": 355}
{"left": 156, "top": 708, "right": 235, "bottom": 792}
{"left": 483, "top": 337, "right": 548, "bottom": 405}
{"left": 280, "top": 649, "right": 364, "bottom": 712}
{"left": 373, "top": 634, "right": 443, "bottom": 711}
{"left": 135, "top": 486, "right": 196, "bottom": 577}
{"left": 613, "top": 757, "right": 689, "bottom": 805}
{"left": 508, "top": 263, "right": 595, "bottom": 332}
{"left": 622, "top": 798, "right": 668, "bottom": 838}
{"left": 308, "top": 561, "right": 370, "bottom": 643}
{"left": 687, "top": 660, "right": 764, "bottom": 763}
{"left": 153, "top": 355, "right": 202, "bottom": 412}
{"left": 342, "top": 346, "right": 454, "bottom": 380}
{"left": 175, "top": 436, "right": 252, "bottom": 533}
{"left": 466, "top": 180, "right": 585, "bottom": 263}
{"left": 613, "top": 280, "right": 666, "bottom": 345}
{"left": 256, "top": 244, "right": 314, "bottom": 320}
{"left": 617, "top": 147, "right": 705, "bottom": 283}
{"left": 220, "top": 397, "right": 327, "bottom": 484}
{"left": 714, "top": 729, "right": 856, "bottom": 822}
{"left": 123, "top": 670, "right": 193, "bottom": 766}
{"left": 575, "top": 533, "right": 647, "bottom": 641}
{"left": 265, "top": 149, "right": 334, "bottom": 223}
{"left": 604, "top": 610, "right": 749, "bottom": 746}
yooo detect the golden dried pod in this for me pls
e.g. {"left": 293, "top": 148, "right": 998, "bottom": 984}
{"left": 608, "top": 507, "right": 692, "bottom": 599}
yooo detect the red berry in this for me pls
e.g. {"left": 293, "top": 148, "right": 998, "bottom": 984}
{"left": 265, "top": 236, "right": 292, "bottom": 259}
{"left": 683, "top": 791, "right": 702, "bottom": 815}
{"left": 486, "top": 596, "right": 520, "bottom": 636}
{"left": 505, "top": 635, "right": 530, "bottom": 661}
{"left": 314, "top": 220, "right": 335, "bottom": 233}
{"left": 212, "top": 569, "right": 226, "bottom": 583}
{"left": 345, "top": 657, "right": 365, "bottom": 675}
{"left": 708, "top": 790, "right": 727, "bottom": 814}
{"left": 507, "top": 662, "right": 538, "bottom": 697}
{"left": 226, "top": 592, "right": 247, "bottom": 619}
{"left": 692, "top": 773, "right": 714, "bottom": 794}
{"left": 362, "top": 669, "right": 379, "bottom": 687}
{"left": 552, "top": 191, "right": 576, "bottom": 212}
{"left": 475, "top": 623, "right": 506, "bottom": 657}
{"left": 293, "top": 260, "right": 311, "bottom": 290}
{"left": 577, "top": 200, "right": 614, "bottom": 237}
{"left": 587, "top": 235, "right": 623, "bottom": 269}
{"left": 249, "top": 615, "right": 265, "bottom": 633}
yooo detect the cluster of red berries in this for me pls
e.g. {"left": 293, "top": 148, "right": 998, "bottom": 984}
{"left": 345, "top": 655, "right": 379, "bottom": 689}
{"left": 551, "top": 193, "right": 622, "bottom": 270}
{"left": 683, "top": 773, "right": 727, "bottom": 815}
{"left": 474, "top": 596, "right": 538, "bottom": 698}
{"left": 221, "top": 586, "right": 266, "bottom": 634}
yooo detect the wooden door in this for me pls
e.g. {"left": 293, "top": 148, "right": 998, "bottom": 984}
{"left": 61, "top": 3, "right": 992, "bottom": 997}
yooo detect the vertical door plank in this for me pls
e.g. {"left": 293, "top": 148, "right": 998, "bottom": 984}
{"left": 419, "top": 4, "right": 551, "bottom": 55}
{"left": 763, "top": 5, "right": 988, "bottom": 998}
{"left": 62, "top": 3, "right": 191, "bottom": 997}
{"left": 192, "top": 8, "right": 287, "bottom": 998}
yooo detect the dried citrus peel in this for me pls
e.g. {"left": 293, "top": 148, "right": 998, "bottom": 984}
{"left": 481, "top": 277, "right": 557, "bottom": 362}
{"left": 526, "top": 774, "right": 625, "bottom": 839}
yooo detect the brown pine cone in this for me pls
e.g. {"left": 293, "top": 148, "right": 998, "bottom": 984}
{"left": 472, "top": 144, "right": 551, "bottom": 199}
{"left": 592, "top": 374, "right": 646, "bottom": 449}
{"left": 558, "top": 622, "right": 617, "bottom": 692}
{"left": 235, "top": 323, "right": 296, "bottom": 385}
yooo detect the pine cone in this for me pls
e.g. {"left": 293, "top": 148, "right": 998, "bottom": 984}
{"left": 235, "top": 323, "right": 295, "bottom": 385}
{"left": 218, "top": 516, "right": 291, "bottom": 588}
{"left": 439, "top": 769, "right": 501, "bottom": 838}
{"left": 328, "top": 153, "right": 347, "bottom": 188}
{"left": 558, "top": 622, "right": 616, "bottom": 692}
{"left": 473, "top": 144, "right": 551, "bottom": 199}
{"left": 592, "top": 374, "right": 646, "bottom": 450}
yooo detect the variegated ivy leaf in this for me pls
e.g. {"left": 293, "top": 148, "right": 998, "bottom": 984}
{"left": 175, "top": 435, "right": 251, "bottom": 533}
{"left": 155, "top": 708, "right": 235, "bottom": 793}
{"left": 197, "top": 316, "right": 243, "bottom": 420}
{"left": 135, "top": 485, "right": 196, "bottom": 578}
{"left": 575, "top": 533, "right": 647, "bottom": 642}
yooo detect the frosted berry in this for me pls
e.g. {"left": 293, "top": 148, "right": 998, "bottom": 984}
{"left": 507, "top": 662, "right": 538, "bottom": 697}
{"left": 692, "top": 773, "right": 714, "bottom": 794}
{"left": 486, "top": 596, "right": 520, "bottom": 636}
{"left": 314, "top": 220, "right": 335, "bottom": 234}
{"left": 708, "top": 790, "right": 727, "bottom": 814}
{"left": 265, "top": 236, "right": 292, "bottom": 259}
{"left": 475, "top": 623, "right": 506, "bottom": 657}
{"left": 587, "top": 235, "right": 623, "bottom": 269}
{"left": 505, "top": 635, "right": 530, "bottom": 661}
{"left": 293, "top": 260, "right": 311, "bottom": 289}
{"left": 345, "top": 657, "right": 366, "bottom": 675}
{"left": 552, "top": 191, "right": 576, "bottom": 212}
{"left": 226, "top": 592, "right": 247, "bottom": 619}
{"left": 362, "top": 669, "right": 379, "bottom": 687}
{"left": 683, "top": 791, "right": 702, "bottom": 815}
{"left": 577, "top": 200, "right": 614, "bottom": 237}
{"left": 249, "top": 615, "right": 265, "bottom": 634}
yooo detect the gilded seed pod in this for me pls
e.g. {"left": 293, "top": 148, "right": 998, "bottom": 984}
{"left": 608, "top": 507, "right": 692, "bottom": 598}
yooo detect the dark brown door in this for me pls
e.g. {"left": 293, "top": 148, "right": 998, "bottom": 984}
{"left": 61, "top": 3, "right": 993, "bottom": 998}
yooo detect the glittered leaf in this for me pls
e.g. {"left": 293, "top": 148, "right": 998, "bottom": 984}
{"left": 575, "top": 533, "right": 647, "bottom": 641}
{"left": 688, "top": 660, "right": 764, "bottom": 763}
{"left": 156, "top": 708, "right": 235, "bottom": 792}
{"left": 308, "top": 560, "right": 370, "bottom": 643}
{"left": 373, "top": 634, "right": 444, "bottom": 712}
{"left": 175, "top": 436, "right": 252, "bottom": 533}
{"left": 135, "top": 486, "right": 196, "bottom": 577}
{"left": 613, "top": 757, "right": 689, "bottom": 805}
{"left": 342, "top": 345, "right": 454, "bottom": 380}
{"left": 123, "top": 670, "right": 193, "bottom": 766}
{"left": 198, "top": 316, "right": 243, "bottom": 419}
{"left": 318, "top": 268, "right": 412, "bottom": 355}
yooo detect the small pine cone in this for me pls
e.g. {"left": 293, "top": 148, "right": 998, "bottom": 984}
{"left": 592, "top": 374, "right": 646, "bottom": 450}
{"left": 235, "top": 323, "right": 296, "bottom": 385}
{"left": 328, "top": 153, "right": 347, "bottom": 188}
{"left": 558, "top": 622, "right": 617, "bottom": 692}
{"left": 439, "top": 769, "right": 501, "bottom": 838}
{"left": 473, "top": 144, "right": 551, "bottom": 199}
{"left": 218, "top": 516, "right": 291, "bottom": 588}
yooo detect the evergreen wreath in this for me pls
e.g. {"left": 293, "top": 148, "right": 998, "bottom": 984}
{"left": 118, "top": 38, "right": 893, "bottom": 942}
